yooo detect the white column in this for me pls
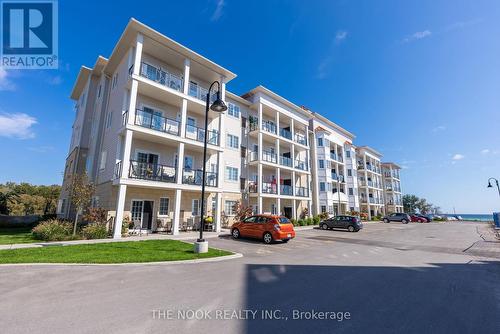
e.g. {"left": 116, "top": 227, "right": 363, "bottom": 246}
{"left": 292, "top": 199, "right": 297, "bottom": 220}
{"left": 132, "top": 34, "right": 143, "bottom": 76}
{"left": 113, "top": 184, "right": 127, "bottom": 239}
{"left": 291, "top": 118, "right": 295, "bottom": 142}
{"left": 127, "top": 80, "right": 139, "bottom": 125}
{"left": 217, "top": 151, "right": 223, "bottom": 188}
{"left": 183, "top": 59, "right": 190, "bottom": 95}
{"left": 177, "top": 143, "right": 185, "bottom": 184}
{"left": 258, "top": 196, "right": 263, "bottom": 215}
{"left": 258, "top": 102, "right": 263, "bottom": 160}
{"left": 215, "top": 192, "right": 222, "bottom": 232}
{"left": 258, "top": 163, "right": 263, "bottom": 195}
{"left": 172, "top": 189, "right": 182, "bottom": 235}
{"left": 180, "top": 99, "right": 188, "bottom": 137}
{"left": 121, "top": 130, "right": 133, "bottom": 180}
{"left": 277, "top": 197, "right": 281, "bottom": 215}
{"left": 127, "top": 34, "right": 143, "bottom": 125}
{"left": 276, "top": 167, "right": 280, "bottom": 195}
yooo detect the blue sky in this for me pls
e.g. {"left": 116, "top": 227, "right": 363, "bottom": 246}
{"left": 1, "top": 0, "right": 499, "bottom": 213}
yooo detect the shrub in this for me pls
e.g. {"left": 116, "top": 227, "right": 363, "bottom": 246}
{"left": 313, "top": 216, "right": 320, "bottom": 225}
{"left": 290, "top": 218, "right": 297, "bottom": 226}
{"left": 318, "top": 212, "right": 329, "bottom": 220}
{"left": 82, "top": 207, "right": 107, "bottom": 224}
{"left": 306, "top": 217, "right": 313, "bottom": 225}
{"left": 360, "top": 212, "right": 368, "bottom": 221}
{"left": 81, "top": 223, "right": 108, "bottom": 240}
{"left": 298, "top": 219, "right": 306, "bottom": 226}
{"left": 32, "top": 219, "right": 73, "bottom": 241}
{"left": 122, "top": 216, "right": 131, "bottom": 236}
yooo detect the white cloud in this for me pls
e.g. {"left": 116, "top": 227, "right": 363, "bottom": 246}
{"left": 210, "top": 0, "right": 225, "bottom": 22}
{"left": 0, "top": 112, "right": 37, "bottom": 139}
{"left": 481, "top": 149, "right": 490, "bottom": 155}
{"left": 28, "top": 145, "right": 54, "bottom": 153}
{"left": 452, "top": 154, "right": 465, "bottom": 160}
{"left": 432, "top": 125, "right": 446, "bottom": 132}
{"left": 403, "top": 30, "right": 432, "bottom": 43}
{"left": 47, "top": 75, "right": 63, "bottom": 85}
{"left": 335, "top": 30, "right": 348, "bottom": 43}
{"left": 0, "top": 67, "right": 16, "bottom": 91}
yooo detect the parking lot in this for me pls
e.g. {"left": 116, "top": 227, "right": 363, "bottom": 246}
{"left": 1, "top": 221, "right": 499, "bottom": 334}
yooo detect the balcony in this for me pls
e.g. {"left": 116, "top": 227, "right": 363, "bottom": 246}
{"left": 262, "top": 182, "right": 278, "bottom": 194}
{"left": 296, "top": 187, "right": 309, "bottom": 197}
{"left": 185, "top": 124, "right": 219, "bottom": 146}
{"left": 262, "top": 150, "right": 278, "bottom": 164}
{"left": 280, "top": 128, "right": 292, "bottom": 140}
{"left": 280, "top": 185, "right": 293, "bottom": 196}
{"left": 295, "top": 133, "right": 307, "bottom": 146}
{"left": 133, "top": 109, "right": 180, "bottom": 136}
{"left": 188, "top": 82, "right": 217, "bottom": 103}
{"left": 262, "top": 121, "right": 277, "bottom": 135}
{"left": 295, "top": 159, "right": 308, "bottom": 171}
{"left": 139, "top": 62, "right": 183, "bottom": 92}
{"left": 330, "top": 152, "right": 337, "bottom": 160}
{"left": 279, "top": 155, "right": 293, "bottom": 167}
{"left": 248, "top": 182, "right": 258, "bottom": 193}
{"left": 182, "top": 169, "right": 218, "bottom": 187}
{"left": 128, "top": 160, "right": 176, "bottom": 183}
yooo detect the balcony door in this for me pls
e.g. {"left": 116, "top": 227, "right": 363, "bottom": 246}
{"left": 136, "top": 152, "right": 159, "bottom": 179}
{"left": 131, "top": 200, "right": 154, "bottom": 230}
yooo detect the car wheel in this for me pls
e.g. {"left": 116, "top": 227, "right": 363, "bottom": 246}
{"left": 263, "top": 232, "right": 273, "bottom": 244}
{"left": 402, "top": 219, "right": 408, "bottom": 224}
{"left": 321, "top": 223, "right": 329, "bottom": 230}
{"left": 232, "top": 228, "right": 240, "bottom": 239}
{"left": 348, "top": 225, "right": 355, "bottom": 232}
{"left": 383, "top": 218, "right": 389, "bottom": 223}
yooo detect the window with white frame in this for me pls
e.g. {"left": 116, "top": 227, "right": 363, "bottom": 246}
{"left": 192, "top": 199, "right": 200, "bottom": 216}
{"left": 224, "top": 200, "right": 237, "bottom": 215}
{"left": 349, "top": 188, "right": 354, "bottom": 195}
{"left": 321, "top": 205, "right": 326, "bottom": 213}
{"left": 319, "top": 182, "right": 326, "bottom": 191}
{"left": 346, "top": 150, "right": 351, "bottom": 158}
{"left": 227, "top": 103, "right": 240, "bottom": 118}
{"left": 99, "top": 151, "right": 107, "bottom": 170}
{"left": 225, "top": 166, "right": 238, "bottom": 181}
{"left": 159, "top": 198, "right": 169, "bottom": 216}
{"left": 347, "top": 169, "right": 352, "bottom": 176}
{"left": 317, "top": 137, "right": 323, "bottom": 146}
{"left": 319, "top": 159, "right": 325, "bottom": 169}
{"left": 106, "top": 111, "right": 113, "bottom": 128}
{"left": 226, "top": 134, "right": 239, "bottom": 149}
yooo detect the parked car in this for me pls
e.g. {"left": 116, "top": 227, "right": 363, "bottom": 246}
{"left": 231, "top": 215, "right": 296, "bottom": 244}
{"left": 410, "top": 214, "right": 427, "bottom": 223}
{"left": 320, "top": 215, "right": 363, "bottom": 232}
{"left": 415, "top": 213, "right": 432, "bottom": 222}
{"left": 383, "top": 213, "right": 411, "bottom": 224}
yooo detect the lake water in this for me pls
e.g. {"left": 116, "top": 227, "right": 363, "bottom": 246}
{"left": 452, "top": 214, "right": 494, "bottom": 222}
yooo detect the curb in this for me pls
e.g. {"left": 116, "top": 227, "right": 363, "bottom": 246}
{"left": 0, "top": 252, "right": 243, "bottom": 267}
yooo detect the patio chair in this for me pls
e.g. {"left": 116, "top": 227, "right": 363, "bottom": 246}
{"left": 131, "top": 219, "right": 143, "bottom": 236}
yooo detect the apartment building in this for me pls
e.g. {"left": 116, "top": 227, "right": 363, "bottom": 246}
{"left": 381, "top": 162, "right": 403, "bottom": 213}
{"left": 58, "top": 18, "right": 403, "bottom": 238}
{"left": 356, "top": 146, "right": 385, "bottom": 219}
{"left": 309, "top": 113, "right": 357, "bottom": 216}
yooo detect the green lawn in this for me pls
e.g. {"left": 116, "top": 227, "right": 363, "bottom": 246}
{"left": 0, "top": 239, "right": 232, "bottom": 264}
{"left": 0, "top": 227, "right": 37, "bottom": 245}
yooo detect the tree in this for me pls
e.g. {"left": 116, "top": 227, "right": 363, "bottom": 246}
{"left": 403, "top": 194, "right": 419, "bottom": 214}
{"left": 232, "top": 200, "right": 252, "bottom": 222}
{"left": 416, "top": 198, "right": 433, "bottom": 215}
{"left": 69, "top": 173, "right": 95, "bottom": 235}
{"left": 0, "top": 182, "right": 61, "bottom": 216}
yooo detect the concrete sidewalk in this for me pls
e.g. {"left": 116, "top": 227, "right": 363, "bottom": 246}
{"left": 0, "top": 229, "right": 232, "bottom": 250}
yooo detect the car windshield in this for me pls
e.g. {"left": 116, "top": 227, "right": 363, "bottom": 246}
{"left": 278, "top": 217, "right": 291, "bottom": 224}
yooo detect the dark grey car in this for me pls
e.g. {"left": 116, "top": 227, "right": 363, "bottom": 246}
{"left": 383, "top": 213, "right": 411, "bottom": 224}
{"left": 320, "top": 215, "right": 363, "bottom": 232}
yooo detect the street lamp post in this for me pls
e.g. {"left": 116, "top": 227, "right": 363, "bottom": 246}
{"left": 487, "top": 177, "right": 500, "bottom": 197}
{"left": 194, "top": 80, "right": 227, "bottom": 254}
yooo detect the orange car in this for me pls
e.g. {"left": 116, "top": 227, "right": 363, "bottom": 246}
{"left": 231, "top": 215, "right": 296, "bottom": 244}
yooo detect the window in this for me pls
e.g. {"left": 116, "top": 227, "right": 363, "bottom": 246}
{"left": 227, "top": 103, "right": 240, "bottom": 118}
{"left": 98, "top": 84, "right": 102, "bottom": 98}
{"left": 226, "top": 134, "right": 239, "bottom": 149}
{"left": 349, "top": 188, "right": 354, "bottom": 195}
{"left": 317, "top": 137, "right": 323, "bottom": 146}
{"left": 225, "top": 167, "right": 238, "bottom": 181}
{"left": 59, "top": 199, "right": 66, "bottom": 214}
{"left": 91, "top": 196, "right": 100, "bottom": 208}
{"left": 319, "top": 160, "right": 325, "bottom": 169}
{"left": 319, "top": 182, "right": 326, "bottom": 192}
{"left": 350, "top": 207, "right": 355, "bottom": 212}
{"left": 159, "top": 198, "right": 169, "bottom": 216}
{"left": 224, "top": 200, "right": 237, "bottom": 215}
{"left": 321, "top": 206, "right": 326, "bottom": 213}
{"left": 112, "top": 74, "right": 118, "bottom": 89}
{"left": 106, "top": 111, "right": 113, "bottom": 128}
{"left": 131, "top": 200, "right": 143, "bottom": 222}
{"left": 346, "top": 151, "right": 351, "bottom": 158}
{"left": 347, "top": 169, "right": 352, "bottom": 176}
{"left": 99, "top": 151, "right": 107, "bottom": 170}
{"left": 192, "top": 199, "right": 200, "bottom": 216}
